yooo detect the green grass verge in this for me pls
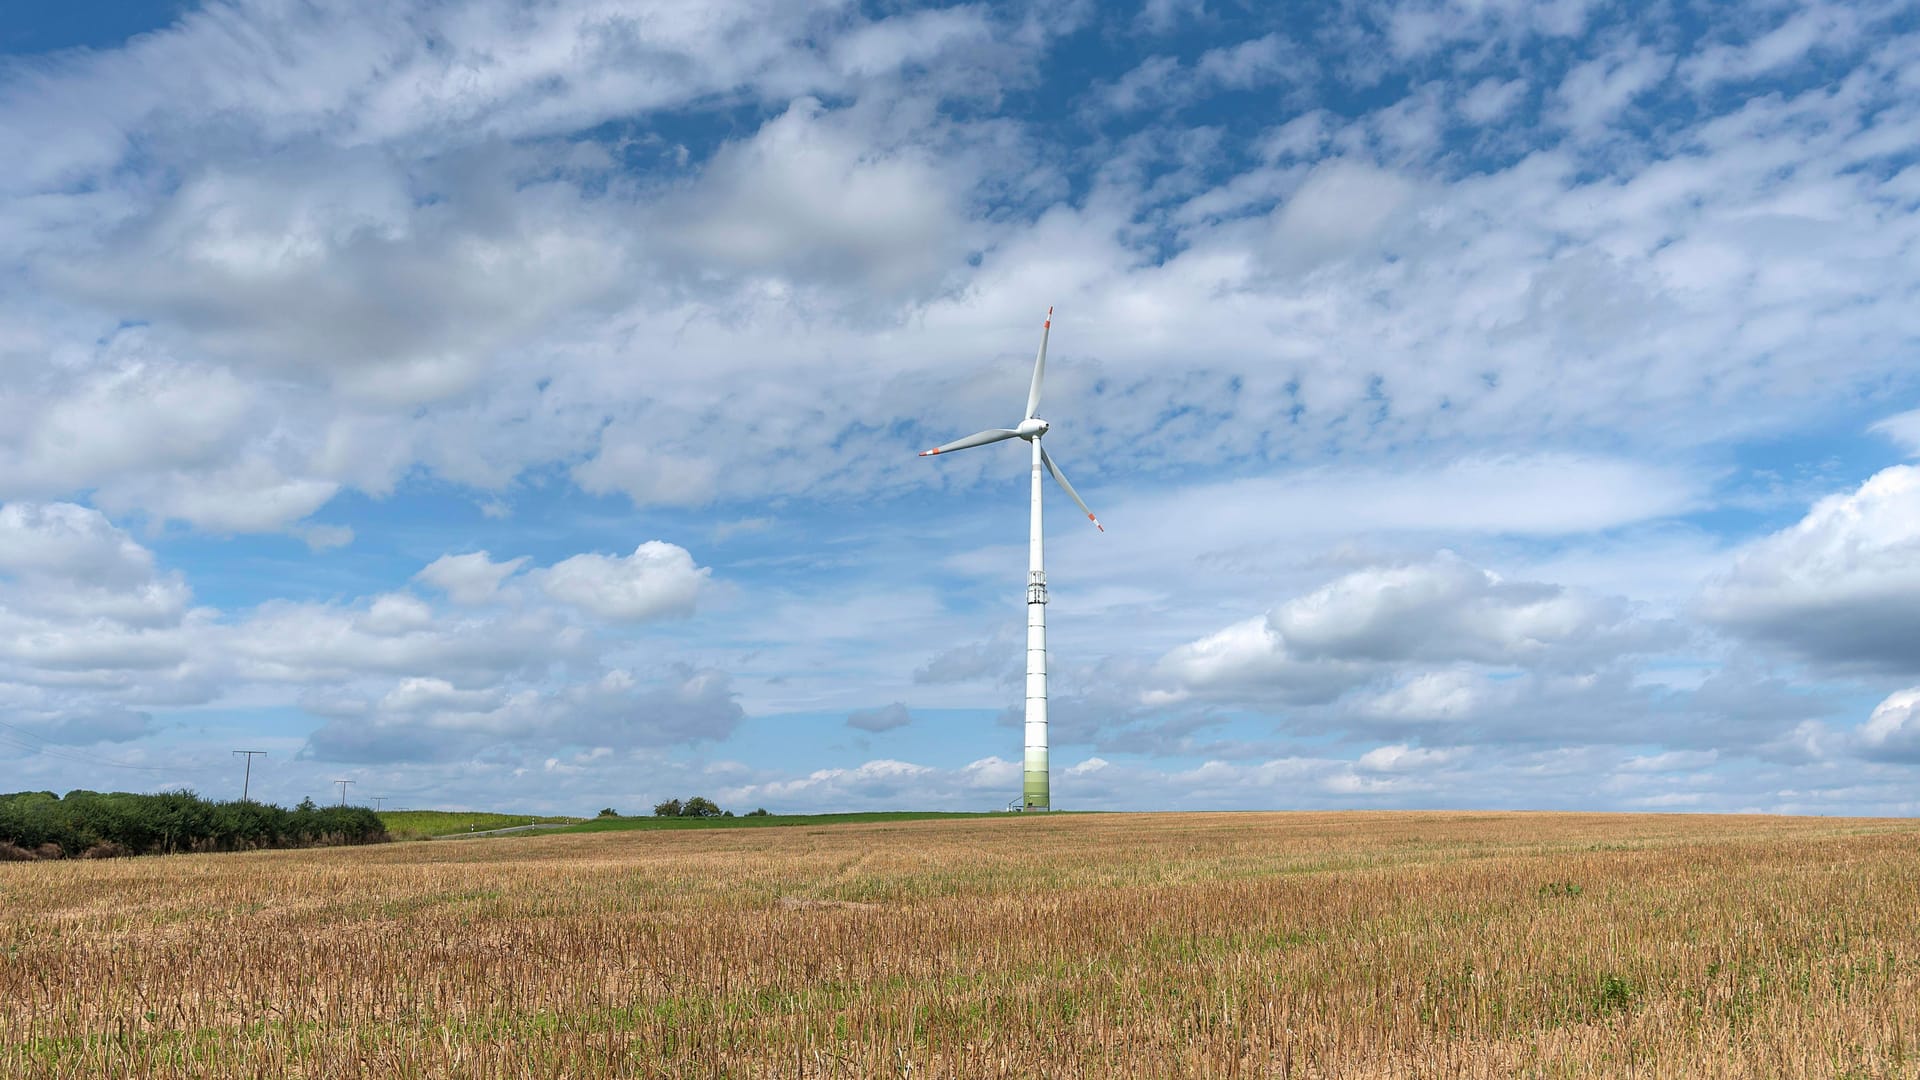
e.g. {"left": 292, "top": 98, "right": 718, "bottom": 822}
{"left": 557, "top": 811, "right": 1026, "bottom": 834}
{"left": 378, "top": 811, "right": 581, "bottom": 841}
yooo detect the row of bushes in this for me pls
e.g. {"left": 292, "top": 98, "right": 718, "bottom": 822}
{"left": 0, "top": 790, "right": 388, "bottom": 860}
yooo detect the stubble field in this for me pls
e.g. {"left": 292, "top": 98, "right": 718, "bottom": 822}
{"left": 3, "top": 811, "right": 1917, "bottom": 1078}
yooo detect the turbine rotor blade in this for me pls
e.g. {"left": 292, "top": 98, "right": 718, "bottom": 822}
{"left": 1024, "top": 306, "right": 1051, "bottom": 420}
{"left": 1040, "top": 445, "right": 1103, "bottom": 531}
{"left": 919, "top": 428, "right": 1021, "bottom": 456}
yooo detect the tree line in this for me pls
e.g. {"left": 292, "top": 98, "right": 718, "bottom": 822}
{"left": 0, "top": 790, "right": 388, "bottom": 860}
{"left": 593, "top": 797, "right": 772, "bottom": 819}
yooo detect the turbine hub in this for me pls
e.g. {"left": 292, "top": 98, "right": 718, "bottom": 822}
{"left": 1017, "top": 417, "right": 1050, "bottom": 438}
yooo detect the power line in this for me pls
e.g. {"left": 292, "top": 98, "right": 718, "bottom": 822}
{"left": 0, "top": 721, "right": 218, "bottom": 776}
{"left": 333, "top": 778, "right": 355, "bottom": 806}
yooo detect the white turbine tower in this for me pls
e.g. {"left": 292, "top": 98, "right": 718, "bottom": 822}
{"left": 919, "top": 307, "right": 1102, "bottom": 810}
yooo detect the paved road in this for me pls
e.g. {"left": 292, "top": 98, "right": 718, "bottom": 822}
{"left": 425, "top": 822, "right": 575, "bottom": 840}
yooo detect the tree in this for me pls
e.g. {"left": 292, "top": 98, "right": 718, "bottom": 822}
{"left": 745, "top": 808, "right": 772, "bottom": 817}
{"left": 653, "top": 798, "right": 683, "bottom": 818}
{"left": 679, "top": 796, "right": 722, "bottom": 818}
{"left": 597, "top": 808, "right": 620, "bottom": 818}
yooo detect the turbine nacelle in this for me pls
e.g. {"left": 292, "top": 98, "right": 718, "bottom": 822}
{"left": 915, "top": 307, "right": 1103, "bottom": 532}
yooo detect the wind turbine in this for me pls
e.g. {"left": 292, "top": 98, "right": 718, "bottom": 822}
{"left": 919, "top": 307, "right": 1102, "bottom": 811}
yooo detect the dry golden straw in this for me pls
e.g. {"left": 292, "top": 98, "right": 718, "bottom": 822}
{"left": 3, "top": 811, "right": 1916, "bottom": 1078}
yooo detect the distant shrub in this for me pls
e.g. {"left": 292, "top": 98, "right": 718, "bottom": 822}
{"left": 745, "top": 808, "right": 772, "bottom": 817}
{"left": 655, "top": 796, "right": 731, "bottom": 818}
{"left": 598, "top": 808, "right": 620, "bottom": 818}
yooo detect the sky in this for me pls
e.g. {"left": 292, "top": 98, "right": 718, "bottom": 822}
{"left": 2, "top": 0, "right": 1918, "bottom": 816}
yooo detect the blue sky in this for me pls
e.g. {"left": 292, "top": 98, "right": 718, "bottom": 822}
{"left": 3, "top": 0, "right": 1919, "bottom": 815}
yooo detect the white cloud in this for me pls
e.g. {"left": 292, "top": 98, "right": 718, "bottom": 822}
{"left": 1551, "top": 44, "right": 1673, "bottom": 136}
{"left": 1458, "top": 77, "right": 1527, "bottom": 124}
{"left": 829, "top": 7, "right": 995, "bottom": 79}
{"left": 95, "top": 456, "right": 339, "bottom": 534}
{"left": 0, "top": 503, "right": 195, "bottom": 657}
{"left": 572, "top": 432, "right": 720, "bottom": 509}
{"left": 1869, "top": 409, "right": 1920, "bottom": 457}
{"left": 415, "top": 552, "right": 530, "bottom": 605}
{"left": 1857, "top": 688, "right": 1920, "bottom": 763}
{"left": 1355, "top": 743, "right": 1462, "bottom": 772}
{"left": 1273, "top": 553, "right": 1650, "bottom": 665}
{"left": 0, "top": 354, "right": 255, "bottom": 498}
{"left": 1265, "top": 159, "right": 1417, "bottom": 273}
{"left": 536, "top": 542, "right": 710, "bottom": 622}
{"left": 1109, "top": 456, "right": 1704, "bottom": 555}
{"left": 1349, "top": 669, "right": 1490, "bottom": 723}
{"left": 1097, "top": 35, "right": 1314, "bottom": 115}
{"left": 60, "top": 153, "right": 629, "bottom": 405}
{"left": 1137, "top": 0, "right": 1205, "bottom": 35}
{"left": 1701, "top": 466, "right": 1920, "bottom": 671}
{"left": 360, "top": 594, "right": 437, "bottom": 636}
{"left": 1154, "top": 552, "right": 1667, "bottom": 705}
{"left": 230, "top": 600, "right": 585, "bottom": 686}
{"left": 0, "top": 502, "right": 155, "bottom": 586}
{"left": 1683, "top": 5, "right": 1861, "bottom": 89}
{"left": 658, "top": 97, "right": 979, "bottom": 293}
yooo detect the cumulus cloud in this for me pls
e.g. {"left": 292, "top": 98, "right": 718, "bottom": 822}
{"left": 415, "top": 551, "right": 529, "bottom": 605}
{"left": 94, "top": 457, "right": 339, "bottom": 534}
{"left": 1856, "top": 688, "right": 1920, "bottom": 763}
{"left": 657, "top": 96, "right": 980, "bottom": 293}
{"left": 300, "top": 664, "right": 745, "bottom": 763}
{"left": 572, "top": 432, "right": 720, "bottom": 508}
{"left": 60, "top": 152, "right": 629, "bottom": 405}
{"left": 0, "top": 503, "right": 202, "bottom": 699}
{"left": 536, "top": 542, "right": 710, "bottom": 622}
{"left": 1701, "top": 466, "right": 1920, "bottom": 671}
{"left": 1155, "top": 552, "right": 1668, "bottom": 703}
{"left": 0, "top": 356, "right": 255, "bottom": 498}
{"left": 0, "top": 502, "right": 156, "bottom": 586}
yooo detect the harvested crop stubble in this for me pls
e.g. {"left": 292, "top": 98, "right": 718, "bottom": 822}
{"left": 3, "top": 811, "right": 1918, "bottom": 1078}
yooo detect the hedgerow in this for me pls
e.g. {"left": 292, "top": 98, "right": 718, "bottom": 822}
{"left": 0, "top": 790, "right": 387, "bottom": 859}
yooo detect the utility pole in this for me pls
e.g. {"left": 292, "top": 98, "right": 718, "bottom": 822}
{"left": 232, "top": 750, "right": 266, "bottom": 802}
{"left": 333, "top": 778, "right": 355, "bottom": 806}
{"left": 371, "top": 796, "right": 387, "bottom": 812}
